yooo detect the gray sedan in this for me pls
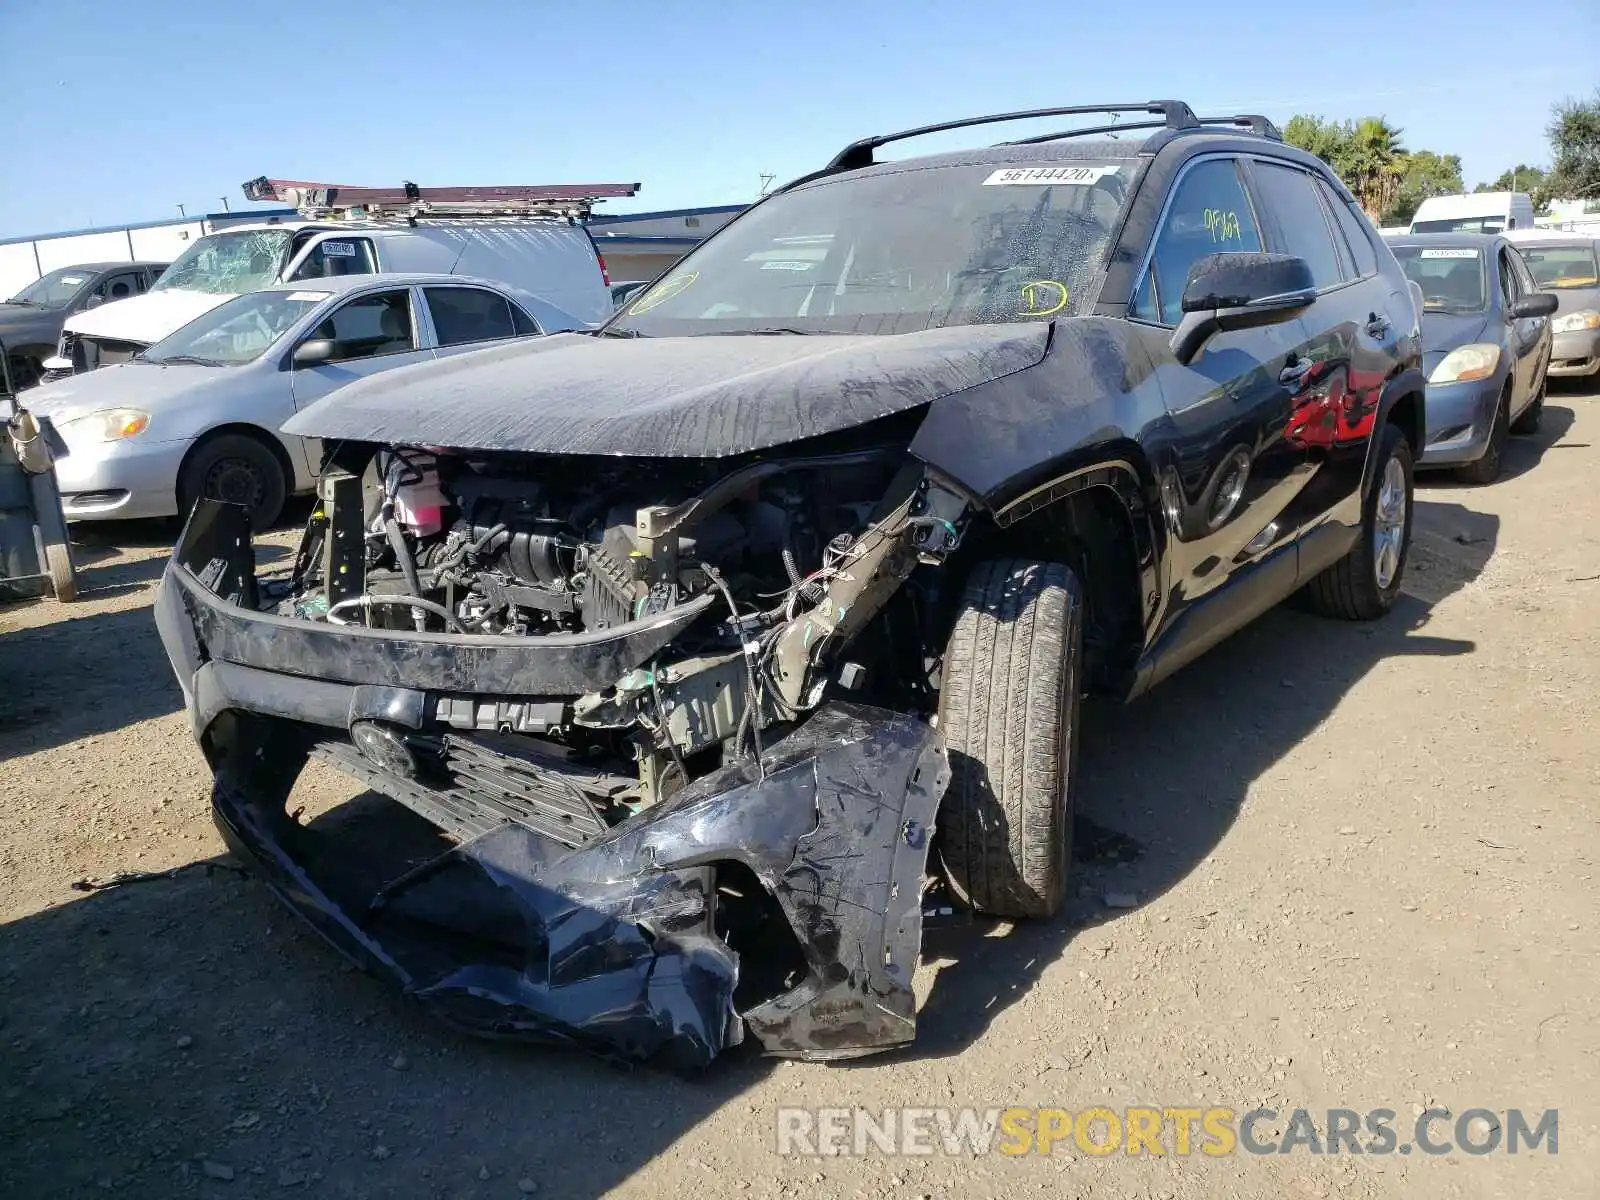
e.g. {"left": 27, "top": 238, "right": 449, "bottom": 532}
{"left": 1510, "top": 233, "right": 1600, "bottom": 380}
{"left": 1387, "top": 233, "right": 1557, "bottom": 484}
{"left": 26, "top": 274, "right": 584, "bottom": 526}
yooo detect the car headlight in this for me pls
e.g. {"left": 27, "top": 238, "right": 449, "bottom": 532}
{"left": 58, "top": 408, "right": 151, "bottom": 443}
{"left": 1429, "top": 344, "right": 1501, "bottom": 385}
{"left": 1552, "top": 309, "right": 1600, "bottom": 334}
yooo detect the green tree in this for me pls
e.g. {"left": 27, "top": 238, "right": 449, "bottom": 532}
{"left": 1474, "top": 165, "right": 1547, "bottom": 195}
{"left": 1341, "top": 118, "right": 1407, "bottom": 220}
{"left": 1545, "top": 89, "right": 1600, "bottom": 202}
{"left": 1284, "top": 114, "right": 1353, "bottom": 169}
{"left": 1384, "top": 150, "right": 1464, "bottom": 226}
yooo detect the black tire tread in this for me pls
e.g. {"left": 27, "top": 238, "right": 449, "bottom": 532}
{"left": 179, "top": 431, "right": 287, "bottom": 530}
{"left": 937, "top": 558, "right": 1081, "bottom": 919}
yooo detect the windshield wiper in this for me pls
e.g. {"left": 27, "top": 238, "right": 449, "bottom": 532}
{"left": 147, "top": 353, "right": 229, "bottom": 367}
{"left": 593, "top": 326, "right": 647, "bottom": 338}
{"left": 7, "top": 298, "right": 39, "bottom": 308}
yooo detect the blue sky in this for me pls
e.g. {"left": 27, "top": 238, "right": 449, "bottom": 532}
{"left": 1, "top": 0, "right": 1594, "bottom": 239}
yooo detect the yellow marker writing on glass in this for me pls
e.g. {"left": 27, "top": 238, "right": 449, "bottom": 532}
{"left": 1021, "top": 280, "right": 1069, "bottom": 317}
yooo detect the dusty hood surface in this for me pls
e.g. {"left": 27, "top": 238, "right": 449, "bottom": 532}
{"left": 282, "top": 324, "right": 1050, "bottom": 458}
{"left": 26, "top": 360, "right": 224, "bottom": 436}
{"left": 62, "top": 289, "right": 232, "bottom": 346}
{"left": 1420, "top": 311, "right": 1491, "bottom": 375}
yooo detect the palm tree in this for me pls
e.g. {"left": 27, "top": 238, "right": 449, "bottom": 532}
{"left": 1340, "top": 119, "right": 1408, "bottom": 219}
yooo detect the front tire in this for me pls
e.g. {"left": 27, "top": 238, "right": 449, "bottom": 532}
{"left": 1303, "top": 421, "right": 1414, "bottom": 621}
{"left": 1510, "top": 382, "right": 1545, "bottom": 435}
{"left": 178, "top": 433, "right": 286, "bottom": 530}
{"left": 936, "top": 559, "right": 1082, "bottom": 920}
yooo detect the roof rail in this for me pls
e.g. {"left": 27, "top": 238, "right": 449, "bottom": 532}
{"left": 240, "top": 178, "right": 641, "bottom": 221}
{"left": 824, "top": 101, "right": 1200, "bottom": 170}
{"left": 1195, "top": 114, "right": 1284, "bottom": 140}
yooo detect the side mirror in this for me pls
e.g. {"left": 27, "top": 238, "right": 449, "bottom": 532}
{"left": 1511, "top": 293, "right": 1558, "bottom": 319}
{"left": 84, "top": 293, "right": 105, "bottom": 310}
{"left": 291, "top": 338, "right": 336, "bottom": 368}
{"left": 1169, "top": 253, "right": 1317, "bottom": 365}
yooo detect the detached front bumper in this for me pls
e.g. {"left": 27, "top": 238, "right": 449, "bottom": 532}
{"left": 156, "top": 502, "right": 950, "bottom": 1067}
{"left": 1418, "top": 374, "right": 1503, "bottom": 466}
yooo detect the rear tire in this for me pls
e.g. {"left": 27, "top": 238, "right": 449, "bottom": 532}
{"left": 1455, "top": 386, "right": 1509, "bottom": 485}
{"left": 1302, "top": 421, "right": 1413, "bottom": 621}
{"left": 178, "top": 433, "right": 286, "bottom": 530}
{"left": 936, "top": 559, "right": 1082, "bottom": 920}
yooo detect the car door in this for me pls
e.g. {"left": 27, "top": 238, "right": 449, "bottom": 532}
{"left": 421, "top": 285, "right": 541, "bottom": 361}
{"left": 1133, "top": 155, "right": 1311, "bottom": 635}
{"left": 1498, "top": 245, "right": 1544, "bottom": 413}
{"left": 1507, "top": 246, "right": 1553, "bottom": 394}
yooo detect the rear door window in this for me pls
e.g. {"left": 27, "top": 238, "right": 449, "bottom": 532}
{"left": 1131, "top": 158, "right": 1263, "bottom": 325}
{"left": 311, "top": 290, "right": 415, "bottom": 361}
{"left": 1317, "top": 179, "right": 1379, "bottom": 277}
{"left": 1250, "top": 161, "right": 1345, "bottom": 288}
{"left": 423, "top": 287, "right": 519, "bottom": 346}
{"left": 291, "top": 237, "right": 378, "bottom": 280}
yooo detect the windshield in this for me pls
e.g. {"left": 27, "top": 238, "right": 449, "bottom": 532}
{"left": 9, "top": 267, "right": 94, "bottom": 309}
{"left": 606, "top": 157, "right": 1134, "bottom": 336}
{"left": 1518, "top": 244, "right": 1599, "bottom": 289}
{"left": 141, "top": 289, "right": 329, "bottom": 366}
{"left": 1392, "top": 246, "right": 1487, "bottom": 312}
{"left": 152, "top": 229, "right": 294, "bottom": 296}
{"left": 1412, "top": 216, "right": 1506, "bottom": 235}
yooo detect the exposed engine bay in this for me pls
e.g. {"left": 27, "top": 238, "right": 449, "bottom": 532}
{"left": 276, "top": 440, "right": 971, "bottom": 819}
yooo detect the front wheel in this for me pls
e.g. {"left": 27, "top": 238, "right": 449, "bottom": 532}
{"left": 178, "top": 433, "right": 287, "bottom": 530}
{"left": 1455, "top": 387, "right": 1509, "bottom": 485}
{"left": 1510, "top": 382, "right": 1545, "bottom": 435}
{"left": 936, "top": 559, "right": 1082, "bottom": 920}
{"left": 1302, "top": 421, "right": 1414, "bottom": 621}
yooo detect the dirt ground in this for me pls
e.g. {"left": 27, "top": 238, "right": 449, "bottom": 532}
{"left": 3, "top": 389, "right": 1597, "bottom": 1200}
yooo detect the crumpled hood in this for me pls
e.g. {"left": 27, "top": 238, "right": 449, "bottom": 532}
{"left": 25, "top": 360, "right": 225, "bottom": 440}
{"left": 282, "top": 324, "right": 1050, "bottom": 458}
{"left": 62, "top": 288, "right": 232, "bottom": 347}
{"left": 1421, "top": 311, "right": 1491, "bottom": 375}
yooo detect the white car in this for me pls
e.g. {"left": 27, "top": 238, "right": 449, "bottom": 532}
{"left": 44, "top": 217, "right": 613, "bottom": 378}
{"left": 26, "top": 273, "right": 585, "bottom": 527}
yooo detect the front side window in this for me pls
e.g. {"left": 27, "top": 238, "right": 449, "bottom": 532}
{"left": 1498, "top": 251, "right": 1522, "bottom": 305}
{"left": 1251, "top": 162, "right": 1344, "bottom": 288}
{"left": 607, "top": 151, "right": 1137, "bottom": 336}
{"left": 152, "top": 229, "right": 295, "bottom": 295}
{"left": 424, "top": 286, "right": 517, "bottom": 346}
{"left": 290, "top": 238, "right": 378, "bottom": 281}
{"left": 1131, "top": 158, "right": 1263, "bottom": 325}
{"left": 141, "top": 290, "right": 330, "bottom": 366}
{"left": 8, "top": 267, "right": 93, "bottom": 309}
{"left": 1391, "top": 246, "right": 1487, "bottom": 313}
{"left": 310, "top": 291, "right": 416, "bottom": 361}
{"left": 1517, "top": 244, "right": 1599, "bottom": 289}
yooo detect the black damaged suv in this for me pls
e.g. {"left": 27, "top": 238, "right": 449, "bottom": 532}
{"left": 158, "top": 101, "right": 1424, "bottom": 1067}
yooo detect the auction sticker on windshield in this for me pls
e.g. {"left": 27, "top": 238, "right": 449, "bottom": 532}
{"left": 982, "top": 165, "right": 1120, "bottom": 186}
{"left": 287, "top": 292, "right": 332, "bottom": 302}
{"left": 1419, "top": 248, "right": 1479, "bottom": 259}
{"left": 322, "top": 242, "right": 357, "bottom": 257}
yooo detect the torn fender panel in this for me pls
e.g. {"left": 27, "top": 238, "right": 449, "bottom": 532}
{"left": 207, "top": 704, "right": 948, "bottom": 1067}
{"left": 280, "top": 324, "right": 1048, "bottom": 458}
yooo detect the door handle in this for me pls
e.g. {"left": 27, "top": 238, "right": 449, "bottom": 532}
{"left": 1364, "top": 314, "right": 1391, "bottom": 338}
{"left": 1278, "top": 358, "right": 1314, "bottom": 387}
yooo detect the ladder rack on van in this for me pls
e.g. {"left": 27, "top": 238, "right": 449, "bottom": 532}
{"left": 240, "top": 178, "right": 642, "bottom": 223}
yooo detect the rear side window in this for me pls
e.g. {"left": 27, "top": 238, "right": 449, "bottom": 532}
{"left": 1317, "top": 179, "right": 1379, "bottom": 277}
{"left": 424, "top": 287, "right": 518, "bottom": 346}
{"left": 1251, "top": 161, "right": 1344, "bottom": 288}
{"left": 1131, "top": 158, "right": 1263, "bottom": 325}
{"left": 510, "top": 303, "right": 540, "bottom": 336}
{"left": 291, "top": 237, "right": 377, "bottom": 281}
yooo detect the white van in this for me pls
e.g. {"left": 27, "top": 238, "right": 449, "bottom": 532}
{"left": 46, "top": 218, "right": 612, "bottom": 376}
{"left": 1409, "top": 192, "right": 1535, "bottom": 236}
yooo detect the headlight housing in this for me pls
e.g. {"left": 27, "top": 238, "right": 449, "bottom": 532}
{"left": 1429, "top": 343, "right": 1501, "bottom": 385}
{"left": 58, "top": 408, "right": 151, "bottom": 443}
{"left": 1552, "top": 309, "right": 1600, "bottom": 334}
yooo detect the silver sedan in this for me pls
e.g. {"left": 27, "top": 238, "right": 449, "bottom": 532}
{"left": 25, "top": 273, "right": 585, "bottom": 527}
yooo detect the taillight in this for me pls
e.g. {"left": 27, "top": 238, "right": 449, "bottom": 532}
{"left": 595, "top": 252, "right": 611, "bottom": 286}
